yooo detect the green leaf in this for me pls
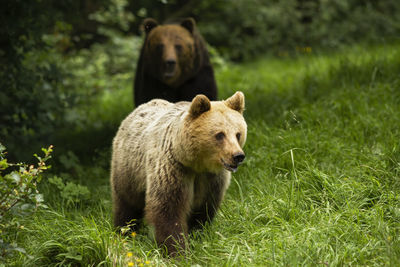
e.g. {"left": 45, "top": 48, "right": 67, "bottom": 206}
{"left": 34, "top": 194, "right": 44, "bottom": 203}
{"left": 9, "top": 172, "right": 21, "bottom": 184}
{"left": 0, "top": 144, "right": 6, "bottom": 153}
{"left": 20, "top": 204, "right": 35, "bottom": 211}
{"left": 0, "top": 159, "right": 8, "bottom": 170}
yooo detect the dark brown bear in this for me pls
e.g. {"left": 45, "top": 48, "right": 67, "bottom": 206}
{"left": 133, "top": 18, "right": 217, "bottom": 107}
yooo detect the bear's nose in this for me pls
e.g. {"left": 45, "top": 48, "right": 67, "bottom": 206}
{"left": 233, "top": 152, "right": 245, "bottom": 165}
{"left": 165, "top": 59, "right": 176, "bottom": 68}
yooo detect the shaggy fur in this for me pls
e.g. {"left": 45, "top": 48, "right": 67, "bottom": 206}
{"left": 110, "top": 92, "right": 247, "bottom": 255}
{"left": 133, "top": 17, "right": 217, "bottom": 107}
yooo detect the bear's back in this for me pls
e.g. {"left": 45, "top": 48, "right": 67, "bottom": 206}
{"left": 111, "top": 99, "right": 189, "bottom": 191}
{"left": 117, "top": 99, "right": 188, "bottom": 143}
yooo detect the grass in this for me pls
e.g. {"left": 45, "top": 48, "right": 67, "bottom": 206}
{"left": 8, "top": 42, "right": 400, "bottom": 266}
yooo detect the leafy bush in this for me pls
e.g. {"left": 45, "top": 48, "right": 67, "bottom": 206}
{"left": 0, "top": 0, "right": 140, "bottom": 162}
{"left": 0, "top": 1, "right": 71, "bottom": 161}
{"left": 127, "top": 0, "right": 400, "bottom": 61}
{"left": 0, "top": 144, "right": 53, "bottom": 259}
{"left": 48, "top": 1, "right": 141, "bottom": 161}
{"left": 48, "top": 176, "right": 91, "bottom": 206}
{"left": 196, "top": 0, "right": 400, "bottom": 60}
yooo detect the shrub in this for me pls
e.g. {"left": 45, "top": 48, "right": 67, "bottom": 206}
{"left": 48, "top": 176, "right": 91, "bottom": 206}
{"left": 0, "top": 144, "right": 53, "bottom": 260}
{"left": 196, "top": 0, "right": 400, "bottom": 60}
{"left": 0, "top": 1, "right": 71, "bottom": 161}
{"left": 127, "top": 0, "right": 400, "bottom": 61}
{"left": 0, "top": 0, "right": 141, "bottom": 162}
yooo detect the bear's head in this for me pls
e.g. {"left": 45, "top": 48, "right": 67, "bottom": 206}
{"left": 179, "top": 91, "right": 247, "bottom": 173}
{"left": 142, "top": 18, "right": 197, "bottom": 88}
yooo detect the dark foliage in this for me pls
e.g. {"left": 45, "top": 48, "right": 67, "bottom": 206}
{"left": 127, "top": 0, "right": 400, "bottom": 60}
{"left": 0, "top": 1, "right": 67, "bottom": 161}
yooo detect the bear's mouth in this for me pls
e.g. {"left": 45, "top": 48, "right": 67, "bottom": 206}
{"left": 163, "top": 71, "right": 175, "bottom": 78}
{"left": 163, "top": 64, "right": 176, "bottom": 79}
{"left": 221, "top": 160, "right": 238, "bottom": 173}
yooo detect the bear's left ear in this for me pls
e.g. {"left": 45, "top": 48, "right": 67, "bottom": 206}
{"left": 225, "top": 91, "right": 245, "bottom": 114}
{"left": 189, "top": 94, "right": 211, "bottom": 118}
{"left": 181, "top": 18, "right": 195, "bottom": 34}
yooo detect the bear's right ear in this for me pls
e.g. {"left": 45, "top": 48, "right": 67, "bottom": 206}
{"left": 189, "top": 94, "right": 211, "bottom": 118}
{"left": 142, "top": 18, "right": 158, "bottom": 34}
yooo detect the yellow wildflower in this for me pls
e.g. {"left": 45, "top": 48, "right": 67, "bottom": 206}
{"left": 127, "top": 252, "right": 133, "bottom": 257}
{"left": 145, "top": 260, "right": 151, "bottom": 265}
{"left": 131, "top": 232, "right": 137, "bottom": 237}
{"left": 127, "top": 262, "right": 134, "bottom": 267}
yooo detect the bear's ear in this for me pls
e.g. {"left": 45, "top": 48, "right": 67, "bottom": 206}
{"left": 189, "top": 94, "right": 211, "bottom": 118}
{"left": 225, "top": 91, "right": 245, "bottom": 114}
{"left": 142, "top": 18, "right": 158, "bottom": 34}
{"left": 181, "top": 18, "right": 195, "bottom": 34}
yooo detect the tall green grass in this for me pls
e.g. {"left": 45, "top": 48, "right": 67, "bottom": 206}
{"left": 10, "top": 43, "right": 400, "bottom": 266}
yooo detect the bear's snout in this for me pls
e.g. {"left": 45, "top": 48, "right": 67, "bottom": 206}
{"left": 233, "top": 152, "right": 245, "bottom": 165}
{"left": 164, "top": 59, "right": 177, "bottom": 77}
{"left": 165, "top": 59, "right": 176, "bottom": 68}
{"left": 221, "top": 151, "right": 246, "bottom": 172}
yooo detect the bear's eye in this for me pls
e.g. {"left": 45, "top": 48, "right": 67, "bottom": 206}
{"left": 236, "top": 132, "right": 241, "bottom": 141}
{"left": 156, "top": 44, "right": 164, "bottom": 51}
{"left": 175, "top": 44, "right": 183, "bottom": 53}
{"left": 215, "top": 132, "right": 225, "bottom": 141}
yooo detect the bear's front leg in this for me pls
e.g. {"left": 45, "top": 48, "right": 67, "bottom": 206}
{"left": 189, "top": 172, "right": 229, "bottom": 231}
{"left": 144, "top": 171, "right": 193, "bottom": 256}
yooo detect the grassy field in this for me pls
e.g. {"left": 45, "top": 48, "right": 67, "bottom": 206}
{"left": 9, "top": 42, "right": 400, "bottom": 266}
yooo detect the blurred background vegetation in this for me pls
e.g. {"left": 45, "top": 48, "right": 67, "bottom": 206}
{"left": 1, "top": 0, "right": 399, "bottom": 161}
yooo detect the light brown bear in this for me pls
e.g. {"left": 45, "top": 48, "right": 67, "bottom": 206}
{"left": 110, "top": 92, "right": 247, "bottom": 255}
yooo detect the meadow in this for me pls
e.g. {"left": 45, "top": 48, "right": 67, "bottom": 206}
{"left": 8, "top": 42, "right": 400, "bottom": 266}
